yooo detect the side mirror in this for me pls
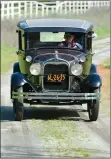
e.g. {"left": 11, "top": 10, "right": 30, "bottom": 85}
{"left": 90, "top": 52, "right": 95, "bottom": 55}
{"left": 88, "top": 32, "right": 97, "bottom": 39}
{"left": 92, "top": 33, "right": 97, "bottom": 39}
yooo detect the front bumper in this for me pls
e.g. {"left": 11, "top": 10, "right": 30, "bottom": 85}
{"left": 12, "top": 92, "right": 100, "bottom": 100}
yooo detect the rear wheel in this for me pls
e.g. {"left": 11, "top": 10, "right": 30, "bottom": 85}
{"left": 87, "top": 88, "right": 100, "bottom": 121}
{"left": 12, "top": 86, "right": 24, "bottom": 121}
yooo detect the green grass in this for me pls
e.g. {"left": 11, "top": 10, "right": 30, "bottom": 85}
{"left": 102, "top": 58, "right": 110, "bottom": 69}
{"left": 32, "top": 119, "right": 90, "bottom": 158}
{"left": 1, "top": 44, "right": 17, "bottom": 73}
{"left": 94, "top": 27, "right": 110, "bottom": 39}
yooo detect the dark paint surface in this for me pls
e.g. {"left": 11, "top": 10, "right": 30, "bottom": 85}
{"left": 17, "top": 19, "right": 93, "bottom": 33}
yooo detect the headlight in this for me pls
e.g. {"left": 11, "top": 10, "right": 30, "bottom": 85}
{"left": 26, "top": 56, "right": 32, "bottom": 62}
{"left": 30, "top": 63, "right": 41, "bottom": 75}
{"left": 79, "top": 55, "right": 86, "bottom": 63}
{"left": 71, "top": 64, "right": 83, "bottom": 76}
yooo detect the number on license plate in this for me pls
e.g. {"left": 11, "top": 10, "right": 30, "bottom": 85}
{"left": 47, "top": 74, "right": 65, "bottom": 82}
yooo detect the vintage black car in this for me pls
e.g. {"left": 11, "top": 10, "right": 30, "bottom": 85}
{"left": 11, "top": 19, "right": 102, "bottom": 121}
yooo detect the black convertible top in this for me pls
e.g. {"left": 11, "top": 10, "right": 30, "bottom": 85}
{"left": 17, "top": 18, "right": 93, "bottom": 33}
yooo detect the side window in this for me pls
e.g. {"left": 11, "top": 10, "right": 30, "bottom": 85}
{"left": 27, "top": 32, "right": 40, "bottom": 49}
{"left": 74, "top": 33, "right": 84, "bottom": 50}
{"left": 18, "top": 30, "right": 22, "bottom": 50}
{"left": 87, "top": 31, "right": 92, "bottom": 51}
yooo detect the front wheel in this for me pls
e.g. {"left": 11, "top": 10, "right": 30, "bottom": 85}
{"left": 87, "top": 88, "right": 100, "bottom": 121}
{"left": 12, "top": 86, "right": 24, "bottom": 121}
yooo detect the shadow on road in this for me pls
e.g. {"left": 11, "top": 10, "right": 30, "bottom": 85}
{"left": 1, "top": 145, "right": 109, "bottom": 159}
{"left": 1, "top": 105, "right": 89, "bottom": 122}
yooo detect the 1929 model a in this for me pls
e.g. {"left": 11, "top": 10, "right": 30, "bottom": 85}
{"left": 11, "top": 19, "right": 102, "bottom": 121}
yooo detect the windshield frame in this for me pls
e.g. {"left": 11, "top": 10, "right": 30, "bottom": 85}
{"left": 24, "top": 32, "right": 86, "bottom": 53}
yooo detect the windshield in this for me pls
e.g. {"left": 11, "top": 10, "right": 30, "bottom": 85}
{"left": 41, "top": 32, "right": 64, "bottom": 42}
{"left": 26, "top": 32, "right": 85, "bottom": 50}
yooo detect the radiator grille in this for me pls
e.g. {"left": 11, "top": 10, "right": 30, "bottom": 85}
{"left": 43, "top": 64, "right": 69, "bottom": 90}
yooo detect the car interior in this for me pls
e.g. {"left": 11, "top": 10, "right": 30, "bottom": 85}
{"left": 25, "top": 32, "right": 85, "bottom": 50}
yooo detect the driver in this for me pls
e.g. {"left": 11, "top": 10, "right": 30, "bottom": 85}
{"left": 59, "top": 32, "right": 82, "bottom": 49}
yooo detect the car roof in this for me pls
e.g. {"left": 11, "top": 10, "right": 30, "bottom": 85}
{"left": 17, "top": 18, "right": 93, "bottom": 33}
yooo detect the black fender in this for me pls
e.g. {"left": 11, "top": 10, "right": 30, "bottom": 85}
{"left": 13, "top": 62, "right": 20, "bottom": 73}
{"left": 83, "top": 73, "right": 102, "bottom": 88}
{"left": 11, "top": 72, "right": 27, "bottom": 89}
{"left": 11, "top": 72, "right": 27, "bottom": 99}
{"left": 11, "top": 72, "right": 39, "bottom": 99}
{"left": 90, "top": 64, "right": 97, "bottom": 74}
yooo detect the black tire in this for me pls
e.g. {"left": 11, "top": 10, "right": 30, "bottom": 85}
{"left": 87, "top": 88, "right": 100, "bottom": 121}
{"left": 12, "top": 86, "right": 24, "bottom": 121}
{"left": 15, "top": 106, "right": 24, "bottom": 121}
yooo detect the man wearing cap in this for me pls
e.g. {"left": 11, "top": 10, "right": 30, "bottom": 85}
{"left": 59, "top": 32, "right": 82, "bottom": 50}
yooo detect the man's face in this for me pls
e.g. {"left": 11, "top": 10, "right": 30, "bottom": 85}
{"left": 64, "top": 34, "right": 75, "bottom": 42}
{"left": 68, "top": 35, "right": 74, "bottom": 42}
{"left": 71, "top": 35, "right": 75, "bottom": 41}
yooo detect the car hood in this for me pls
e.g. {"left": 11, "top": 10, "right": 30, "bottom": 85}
{"left": 35, "top": 53, "right": 75, "bottom": 62}
{"left": 31, "top": 49, "right": 85, "bottom": 63}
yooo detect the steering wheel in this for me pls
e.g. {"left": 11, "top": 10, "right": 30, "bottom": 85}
{"left": 73, "top": 43, "right": 82, "bottom": 50}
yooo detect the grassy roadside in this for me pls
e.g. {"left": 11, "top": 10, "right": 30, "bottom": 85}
{"left": 94, "top": 27, "right": 110, "bottom": 39}
{"left": 1, "top": 44, "right": 17, "bottom": 73}
{"left": 97, "top": 57, "right": 110, "bottom": 116}
{"left": 33, "top": 119, "right": 90, "bottom": 158}
{"left": 102, "top": 58, "right": 110, "bottom": 69}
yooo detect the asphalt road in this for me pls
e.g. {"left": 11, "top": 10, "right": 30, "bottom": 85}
{"left": 1, "top": 38, "right": 110, "bottom": 159}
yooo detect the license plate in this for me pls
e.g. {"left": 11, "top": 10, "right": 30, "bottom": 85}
{"left": 47, "top": 74, "right": 65, "bottom": 82}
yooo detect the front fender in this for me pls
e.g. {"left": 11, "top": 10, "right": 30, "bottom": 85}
{"left": 90, "top": 64, "right": 97, "bottom": 74}
{"left": 83, "top": 73, "right": 102, "bottom": 88}
{"left": 13, "top": 62, "right": 20, "bottom": 73}
{"left": 11, "top": 72, "right": 27, "bottom": 89}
